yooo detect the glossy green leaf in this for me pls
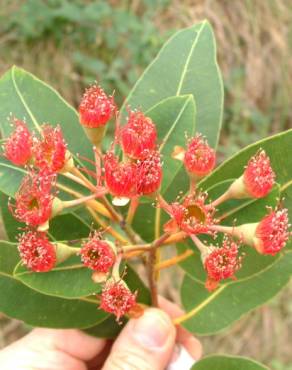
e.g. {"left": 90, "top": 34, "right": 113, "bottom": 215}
{"left": 0, "top": 241, "right": 108, "bottom": 328}
{"left": 123, "top": 21, "right": 223, "bottom": 148}
{"left": 180, "top": 251, "right": 292, "bottom": 335}
{"left": 14, "top": 255, "right": 101, "bottom": 299}
{"left": 192, "top": 355, "right": 269, "bottom": 370}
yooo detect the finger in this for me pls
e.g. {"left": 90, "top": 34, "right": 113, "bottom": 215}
{"left": 28, "top": 328, "right": 107, "bottom": 362}
{"left": 158, "top": 296, "right": 203, "bottom": 360}
{"left": 102, "top": 308, "right": 176, "bottom": 370}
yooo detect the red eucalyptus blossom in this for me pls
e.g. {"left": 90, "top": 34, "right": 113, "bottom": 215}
{"left": 100, "top": 280, "right": 137, "bottom": 320}
{"left": 243, "top": 150, "right": 275, "bottom": 198}
{"left": 10, "top": 169, "right": 56, "bottom": 227}
{"left": 103, "top": 151, "right": 138, "bottom": 199}
{"left": 137, "top": 150, "right": 162, "bottom": 195}
{"left": 204, "top": 237, "right": 242, "bottom": 291}
{"left": 164, "top": 193, "right": 216, "bottom": 235}
{"left": 121, "top": 110, "right": 157, "bottom": 160}
{"left": 3, "top": 119, "right": 32, "bottom": 166}
{"left": 34, "top": 125, "right": 67, "bottom": 173}
{"left": 254, "top": 208, "right": 290, "bottom": 255}
{"left": 184, "top": 134, "right": 216, "bottom": 177}
{"left": 18, "top": 231, "right": 56, "bottom": 272}
{"left": 79, "top": 84, "right": 115, "bottom": 128}
{"left": 80, "top": 232, "right": 116, "bottom": 273}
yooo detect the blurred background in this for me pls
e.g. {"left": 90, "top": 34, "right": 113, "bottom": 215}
{"left": 0, "top": 1, "right": 291, "bottom": 368}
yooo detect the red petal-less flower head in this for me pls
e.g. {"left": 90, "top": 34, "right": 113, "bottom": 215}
{"left": 3, "top": 118, "right": 32, "bottom": 166}
{"left": 18, "top": 231, "right": 56, "bottom": 272}
{"left": 204, "top": 236, "right": 242, "bottom": 291}
{"left": 243, "top": 150, "right": 275, "bottom": 198}
{"left": 121, "top": 110, "right": 157, "bottom": 160}
{"left": 34, "top": 125, "right": 67, "bottom": 173}
{"left": 164, "top": 193, "right": 216, "bottom": 235}
{"left": 137, "top": 150, "right": 162, "bottom": 195}
{"left": 80, "top": 232, "right": 116, "bottom": 273}
{"left": 79, "top": 84, "right": 116, "bottom": 128}
{"left": 184, "top": 134, "right": 216, "bottom": 177}
{"left": 103, "top": 152, "right": 138, "bottom": 198}
{"left": 10, "top": 169, "right": 56, "bottom": 227}
{"left": 254, "top": 208, "right": 290, "bottom": 255}
{"left": 100, "top": 280, "right": 137, "bottom": 320}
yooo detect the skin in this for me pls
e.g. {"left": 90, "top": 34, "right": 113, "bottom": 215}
{"left": 0, "top": 298, "right": 202, "bottom": 370}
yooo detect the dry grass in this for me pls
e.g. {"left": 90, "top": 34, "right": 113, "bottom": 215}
{"left": 0, "top": 0, "right": 291, "bottom": 368}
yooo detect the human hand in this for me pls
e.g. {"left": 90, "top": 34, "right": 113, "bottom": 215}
{"left": 0, "top": 299, "right": 202, "bottom": 370}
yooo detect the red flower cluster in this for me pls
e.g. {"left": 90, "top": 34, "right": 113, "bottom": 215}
{"left": 120, "top": 110, "right": 157, "bottom": 160}
{"left": 103, "top": 110, "right": 162, "bottom": 199}
{"left": 79, "top": 84, "right": 116, "bottom": 128}
{"left": 3, "top": 118, "right": 32, "bottom": 166}
{"left": 100, "top": 280, "right": 137, "bottom": 320}
{"left": 80, "top": 232, "right": 116, "bottom": 273}
{"left": 10, "top": 169, "right": 56, "bottom": 227}
{"left": 33, "top": 125, "right": 67, "bottom": 173}
{"left": 255, "top": 208, "right": 290, "bottom": 255}
{"left": 204, "top": 237, "right": 242, "bottom": 291}
{"left": 243, "top": 150, "right": 275, "bottom": 198}
{"left": 184, "top": 134, "right": 216, "bottom": 177}
{"left": 18, "top": 231, "right": 56, "bottom": 272}
{"left": 164, "top": 193, "right": 216, "bottom": 235}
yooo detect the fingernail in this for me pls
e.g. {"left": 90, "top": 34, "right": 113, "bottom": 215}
{"left": 132, "top": 308, "right": 172, "bottom": 349}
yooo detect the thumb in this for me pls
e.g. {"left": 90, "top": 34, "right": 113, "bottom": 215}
{"left": 102, "top": 308, "right": 176, "bottom": 370}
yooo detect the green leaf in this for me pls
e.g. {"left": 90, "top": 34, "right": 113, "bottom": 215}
{"left": 132, "top": 95, "right": 196, "bottom": 241}
{"left": 0, "top": 66, "right": 92, "bottom": 196}
{"left": 123, "top": 21, "right": 223, "bottom": 148}
{"left": 192, "top": 355, "right": 269, "bottom": 370}
{"left": 0, "top": 241, "right": 108, "bottom": 328}
{"left": 14, "top": 255, "right": 101, "bottom": 299}
{"left": 180, "top": 251, "right": 292, "bottom": 335}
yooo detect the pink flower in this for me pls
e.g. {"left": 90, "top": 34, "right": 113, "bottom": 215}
{"left": 103, "top": 152, "right": 138, "bottom": 198}
{"left": 255, "top": 208, "right": 290, "bottom": 255}
{"left": 137, "top": 150, "right": 162, "bottom": 195}
{"left": 184, "top": 134, "right": 216, "bottom": 177}
{"left": 100, "top": 281, "right": 137, "bottom": 320}
{"left": 34, "top": 125, "right": 67, "bottom": 173}
{"left": 10, "top": 169, "right": 56, "bottom": 226}
{"left": 80, "top": 232, "right": 115, "bottom": 273}
{"left": 243, "top": 150, "right": 275, "bottom": 198}
{"left": 204, "top": 237, "right": 241, "bottom": 291}
{"left": 121, "top": 110, "right": 157, "bottom": 160}
{"left": 18, "top": 231, "right": 56, "bottom": 272}
{"left": 79, "top": 85, "right": 115, "bottom": 128}
{"left": 164, "top": 193, "right": 216, "bottom": 235}
{"left": 3, "top": 119, "right": 32, "bottom": 166}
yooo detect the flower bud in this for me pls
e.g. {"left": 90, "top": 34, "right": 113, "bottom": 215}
{"left": 79, "top": 84, "right": 115, "bottom": 146}
{"left": 228, "top": 150, "right": 275, "bottom": 200}
{"left": 236, "top": 208, "right": 290, "bottom": 255}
